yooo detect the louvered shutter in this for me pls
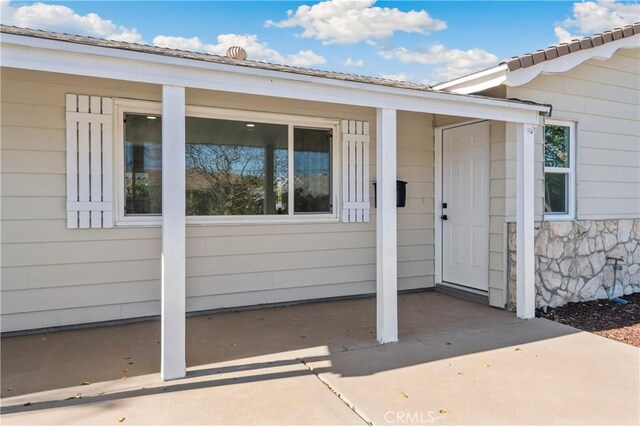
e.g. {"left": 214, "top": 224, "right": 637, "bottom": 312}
{"left": 341, "top": 120, "right": 370, "bottom": 223}
{"left": 66, "top": 94, "right": 114, "bottom": 229}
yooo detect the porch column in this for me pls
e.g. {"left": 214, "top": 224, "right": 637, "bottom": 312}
{"left": 516, "top": 123, "right": 536, "bottom": 319}
{"left": 376, "top": 108, "right": 398, "bottom": 343}
{"left": 161, "top": 85, "right": 186, "bottom": 380}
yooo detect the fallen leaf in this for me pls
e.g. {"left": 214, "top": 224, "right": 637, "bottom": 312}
{"left": 41, "top": 337, "right": 47, "bottom": 341}
{"left": 399, "top": 391, "right": 409, "bottom": 398}
{"left": 81, "top": 381, "right": 91, "bottom": 386}
{"left": 65, "top": 393, "right": 82, "bottom": 400}
{"left": 457, "top": 372, "right": 464, "bottom": 375}
{"left": 515, "top": 347, "right": 522, "bottom": 352}
{"left": 23, "top": 402, "right": 31, "bottom": 407}
{"left": 484, "top": 363, "right": 491, "bottom": 368}
{"left": 121, "top": 376, "right": 127, "bottom": 381}
{"left": 230, "top": 343, "right": 237, "bottom": 347}
{"left": 439, "top": 409, "right": 447, "bottom": 414}
{"left": 118, "top": 417, "right": 126, "bottom": 423}
{"left": 128, "top": 362, "right": 134, "bottom": 365}
{"left": 255, "top": 316, "right": 264, "bottom": 320}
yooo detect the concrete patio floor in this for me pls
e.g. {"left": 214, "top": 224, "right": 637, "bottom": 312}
{"left": 1, "top": 291, "right": 639, "bottom": 425}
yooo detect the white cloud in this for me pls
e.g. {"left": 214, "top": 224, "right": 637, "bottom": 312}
{"left": 378, "top": 44, "right": 498, "bottom": 81}
{"left": 153, "top": 33, "right": 326, "bottom": 66}
{"left": 380, "top": 73, "right": 408, "bottom": 81}
{"left": 554, "top": 26, "right": 576, "bottom": 43}
{"left": 554, "top": 0, "right": 640, "bottom": 42}
{"left": 288, "top": 50, "right": 326, "bottom": 66}
{"left": 265, "top": 0, "right": 446, "bottom": 45}
{"left": 345, "top": 57, "right": 364, "bottom": 67}
{"left": 0, "top": 1, "right": 144, "bottom": 43}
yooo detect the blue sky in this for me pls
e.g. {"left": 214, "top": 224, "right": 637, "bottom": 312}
{"left": 2, "top": 0, "right": 639, "bottom": 84}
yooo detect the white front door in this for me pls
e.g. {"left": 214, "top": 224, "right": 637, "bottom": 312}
{"left": 441, "top": 121, "right": 490, "bottom": 291}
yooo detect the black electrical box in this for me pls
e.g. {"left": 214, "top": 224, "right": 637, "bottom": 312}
{"left": 372, "top": 180, "right": 407, "bottom": 208}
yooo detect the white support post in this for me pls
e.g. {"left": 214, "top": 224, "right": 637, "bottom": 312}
{"left": 161, "top": 85, "right": 186, "bottom": 380}
{"left": 376, "top": 108, "right": 398, "bottom": 343}
{"left": 516, "top": 123, "right": 536, "bottom": 319}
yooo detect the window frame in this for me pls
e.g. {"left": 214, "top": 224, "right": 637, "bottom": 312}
{"left": 113, "top": 99, "right": 341, "bottom": 226}
{"left": 543, "top": 118, "right": 576, "bottom": 220}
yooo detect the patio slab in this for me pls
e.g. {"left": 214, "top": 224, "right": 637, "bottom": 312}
{"left": 305, "top": 318, "right": 640, "bottom": 425}
{"left": 1, "top": 353, "right": 363, "bottom": 425}
{"left": 2, "top": 291, "right": 639, "bottom": 425}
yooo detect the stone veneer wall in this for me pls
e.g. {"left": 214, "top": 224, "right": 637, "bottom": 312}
{"left": 507, "top": 219, "right": 640, "bottom": 309}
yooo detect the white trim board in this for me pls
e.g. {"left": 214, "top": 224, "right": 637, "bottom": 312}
{"left": 433, "top": 35, "right": 640, "bottom": 94}
{"left": 1, "top": 33, "right": 548, "bottom": 124}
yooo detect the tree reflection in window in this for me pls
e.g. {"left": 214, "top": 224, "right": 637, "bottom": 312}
{"left": 185, "top": 118, "right": 288, "bottom": 215}
{"left": 544, "top": 125, "right": 569, "bottom": 168}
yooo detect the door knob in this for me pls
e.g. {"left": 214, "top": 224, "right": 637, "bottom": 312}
{"left": 441, "top": 215, "right": 448, "bottom": 220}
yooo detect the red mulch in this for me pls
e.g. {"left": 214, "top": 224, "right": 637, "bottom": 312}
{"left": 537, "top": 293, "right": 640, "bottom": 348}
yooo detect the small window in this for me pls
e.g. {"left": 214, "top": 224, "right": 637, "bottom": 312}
{"left": 118, "top": 104, "right": 337, "bottom": 224}
{"left": 544, "top": 120, "right": 575, "bottom": 219}
{"left": 124, "top": 114, "right": 162, "bottom": 215}
{"left": 294, "top": 127, "right": 332, "bottom": 214}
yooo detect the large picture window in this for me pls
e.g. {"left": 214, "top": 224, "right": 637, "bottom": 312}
{"left": 118, "top": 102, "right": 338, "bottom": 224}
{"left": 544, "top": 119, "right": 576, "bottom": 219}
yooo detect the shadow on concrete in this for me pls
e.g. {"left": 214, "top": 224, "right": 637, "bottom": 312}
{"left": 1, "top": 291, "right": 580, "bottom": 408}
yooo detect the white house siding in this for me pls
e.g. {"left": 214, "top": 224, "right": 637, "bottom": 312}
{"left": 494, "top": 48, "right": 640, "bottom": 306}
{"left": 507, "top": 48, "right": 640, "bottom": 220}
{"left": 0, "top": 68, "right": 435, "bottom": 332}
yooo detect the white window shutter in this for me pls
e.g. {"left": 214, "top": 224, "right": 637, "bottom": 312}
{"left": 66, "top": 94, "right": 114, "bottom": 229}
{"left": 341, "top": 120, "right": 370, "bottom": 223}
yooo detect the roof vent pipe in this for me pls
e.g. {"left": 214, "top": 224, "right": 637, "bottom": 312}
{"left": 226, "top": 46, "right": 247, "bottom": 60}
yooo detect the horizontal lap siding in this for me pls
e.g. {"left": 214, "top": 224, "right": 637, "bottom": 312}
{"left": 507, "top": 49, "right": 640, "bottom": 219}
{"left": 396, "top": 111, "right": 435, "bottom": 290}
{"left": 1, "top": 69, "right": 435, "bottom": 332}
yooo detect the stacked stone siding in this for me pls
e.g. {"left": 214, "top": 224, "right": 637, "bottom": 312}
{"left": 507, "top": 219, "right": 640, "bottom": 308}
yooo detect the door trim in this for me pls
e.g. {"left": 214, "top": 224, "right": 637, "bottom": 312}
{"left": 434, "top": 119, "right": 488, "bottom": 288}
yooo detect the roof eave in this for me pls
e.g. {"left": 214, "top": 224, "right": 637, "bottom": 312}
{"left": 431, "top": 64, "right": 508, "bottom": 94}
{"left": 0, "top": 32, "right": 550, "bottom": 124}
{"left": 435, "top": 32, "right": 639, "bottom": 95}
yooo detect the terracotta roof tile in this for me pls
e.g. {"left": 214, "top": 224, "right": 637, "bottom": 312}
{"left": 532, "top": 50, "right": 546, "bottom": 64}
{"left": 504, "top": 22, "right": 639, "bottom": 71}
{"left": 544, "top": 47, "right": 559, "bottom": 60}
